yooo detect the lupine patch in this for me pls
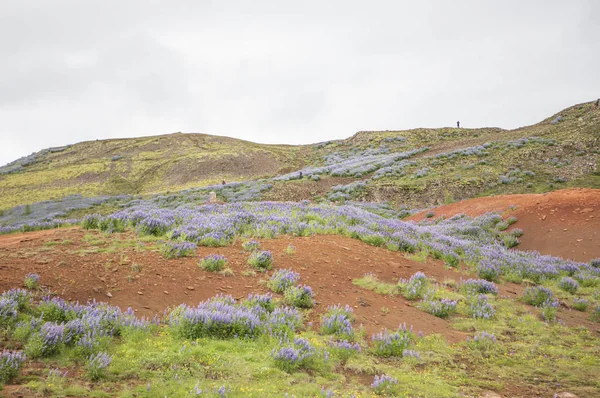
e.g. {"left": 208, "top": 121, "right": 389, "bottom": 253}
{"left": 572, "top": 298, "right": 588, "bottom": 311}
{"left": 160, "top": 241, "right": 196, "bottom": 259}
{"left": 272, "top": 337, "right": 323, "bottom": 373}
{"left": 402, "top": 349, "right": 421, "bottom": 360}
{"left": 467, "top": 331, "right": 497, "bottom": 353}
{"left": 461, "top": 279, "right": 498, "bottom": 295}
{"left": 199, "top": 255, "right": 228, "bottom": 272}
{"left": 1, "top": 289, "right": 30, "bottom": 311}
{"left": 267, "top": 269, "right": 300, "bottom": 293}
{"left": 321, "top": 308, "right": 354, "bottom": 340}
{"left": 558, "top": 277, "right": 579, "bottom": 294}
{"left": 477, "top": 261, "right": 501, "bottom": 282}
{"left": 327, "top": 340, "right": 361, "bottom": 361}
{"left": 371, "top": 374, "right": 398, "bottom": 395}
{"left": 399, "top": 272, "right": 429, "bottom": 300}
{"left": 0, "top": 350, "right": 26, "bottom": 384}
{"left": 245, "top": 293, "right": 275, "bottom": 313}
{"left": 24, "top": 273, "right": 40, "bottom": 290}
{"left": 0, "top": 297, "right": 18, "bottom": 327}
{"left": 541, "top": 299, "right": 560, "bottom": 322}
{"left": 371, "top": 324, "right": 414, "bottom": 357}
{"left": 523, "top": 286, "right": 555, "bottom": 307}
{"left": 284, "top": 285, "right": 314, "bottom": 308}
{"left": 510, "top": 228, "right": 524, "bottom": 237}
{"left": 242, "top": 240, "right": 261, "bottom": 252}
{"left": 247, "top": 251, "right": 273, "bottom": 271}
{"left": 420, "top": 298, "right": 457, "bottom": 318}
{"left": 468, "top": 295, "right": 495, "bottom": 319}
{"left": 173, "top": 295, "right": 301, "bottom": 340}
{"left": 87, "top": 351, "right": 112, "bottom": 381}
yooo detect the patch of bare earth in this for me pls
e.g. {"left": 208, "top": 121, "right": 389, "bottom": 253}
{"left": 409, "top": 188, "right": 600, "bottom": 263}
{"left": 1, "top": 227, "right": 597, "bottom": 340}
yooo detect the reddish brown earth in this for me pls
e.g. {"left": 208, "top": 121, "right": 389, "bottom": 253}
{"left": 409, "top": 188, "right": 600, "bottom": 263}
{"left": 1, "top": 226, "right": 597, "bottom": 342}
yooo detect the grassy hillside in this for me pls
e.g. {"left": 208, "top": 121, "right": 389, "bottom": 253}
{"left": 1, "top": 101, "right": 598, "bottom": 213}
{"left": 0, "top": 133, "right": 308, "bottom": 210}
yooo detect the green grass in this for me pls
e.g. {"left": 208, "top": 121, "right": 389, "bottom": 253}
{"left": 2, "top": 250, "right": 600, "bottom": 397}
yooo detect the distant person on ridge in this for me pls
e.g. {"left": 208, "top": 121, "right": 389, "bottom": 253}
{"left": 299, "top": 172, "right": 303, "bottom": 179}
{"left": 222, "top": 180, "right": 226, "bottom": 185}
{"left": 457, "top": 121, "right": 460, "bottom": 128}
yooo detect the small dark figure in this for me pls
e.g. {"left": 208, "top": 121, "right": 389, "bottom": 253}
{"left": 456, "top": 121, "right": 460, "bottom": 128}
{"left": 222, "top": 180, "right": 226, "bottom": 185}
{"left": 595, "top": 98, "right": 599, "bottom": 107}
{"left": 299, "top": 172, "right": 303, "bottom": 179}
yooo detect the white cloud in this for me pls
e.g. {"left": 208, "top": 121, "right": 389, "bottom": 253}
{"left": 1, "top": 0, "right": 598, "bottom": 164}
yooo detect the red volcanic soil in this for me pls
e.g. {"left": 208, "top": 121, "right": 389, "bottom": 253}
{"left": 0, "top": 229, "right": 477, "bottom": 343}
{"left": 409, "top": 188, "right": 600, "bottom": 263}
{"left": 1, "top": 226, "right": 597, "bottom": 341}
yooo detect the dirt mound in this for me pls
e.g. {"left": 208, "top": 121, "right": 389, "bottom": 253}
{"left": 408, "top": 188, "right": 600, "bottom": 263}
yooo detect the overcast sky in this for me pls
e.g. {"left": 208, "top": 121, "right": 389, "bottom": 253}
{"left": 1, "top": 1, "right": 598, "bottom": 166}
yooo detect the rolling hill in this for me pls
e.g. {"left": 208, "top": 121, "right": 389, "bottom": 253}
{"left": 0, "top": 100, "right": 598, "bottom": 214}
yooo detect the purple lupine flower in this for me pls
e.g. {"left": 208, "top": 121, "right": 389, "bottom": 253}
{"left": 371, "top": 373, "right": 398, "bottom": 391}
{"left": 469, "top": 295, "right": 495, "bottom": 319}
{"left": 160, "top": 241, "right": 197, "bottom": 259}
{"left": 372, "top": 324, "right": 414, "bottom": 357}
{"left": 461, "top": 278, "right": 498, "bottom": 295}
{"left": 399, "top": 272, "right": 429, "bottom": 300}
{"left": 558, "top": 277, "right": 579, "bottom": 294}
{"left": 87, "top": 351, "right": 112, "bottom": 380}
{"left": 0, "top": 350, "right": 27, "bottom": 384}
{"left": 421, "top": 298, "right": 457, "bottom": 318}
{"left": 247, "top": 250, "right": 273, "bottom": 271}
{"left": 242, "top": 240, "right": 261, "bottom": 252}
{"left": 199, "top": 254, "right": 228, "bottom": 272}
{"left": 267, "top": 269, "right": 300, "bottom": 293}
{"left": 523, "top": 286, "right": 554, "bottom": 307}
{"left": 0, "top": 297, "right": 18, "bottom": 326}
{"left": 284, "top": 285, "right": 314, "bottom": 308}
{"left": 24, "top": 273, "right": 40, "bottom": 289}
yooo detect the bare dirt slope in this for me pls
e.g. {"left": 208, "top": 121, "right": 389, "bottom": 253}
{"left": 1, "top": 227, "right": 598, "bottom": 342}
{"left": 409, "top": 188, "right": 600, "bottom": 262}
